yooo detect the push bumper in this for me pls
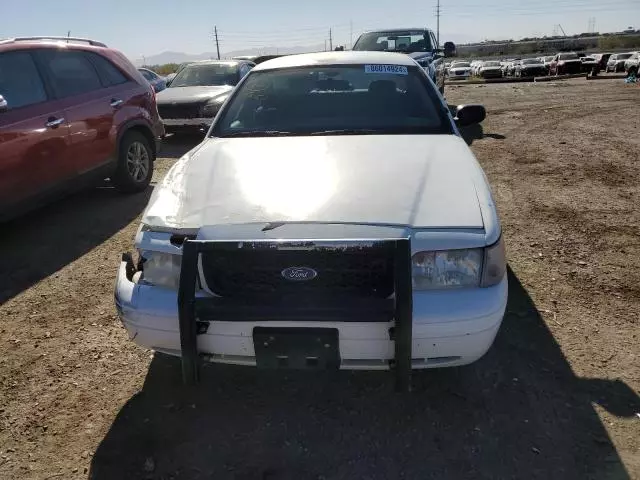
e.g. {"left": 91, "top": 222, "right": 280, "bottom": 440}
{"left": 115, "top": 260, "right": 507, "bottom": 371}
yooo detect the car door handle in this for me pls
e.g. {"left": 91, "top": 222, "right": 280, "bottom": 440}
{"left": 110, "top": 98, "right": 124, "bottom": 108}
{"left": 45, "top": 117, "right": 65, "bottom": 128}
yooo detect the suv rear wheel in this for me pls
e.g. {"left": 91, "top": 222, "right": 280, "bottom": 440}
{"left": 112, "top": 131, "right": 154, "bottom": 193}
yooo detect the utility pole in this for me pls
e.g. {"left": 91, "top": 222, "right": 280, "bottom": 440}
{"left": 436, "top": 0, "right": 441, "bottom": 46}
{"left": 66, "top": 30, "right": 71, "bottom": 43}
{"left": 329, "top": 28, "right": 333, "bottom": 51}
{"left": 142, "top": 55, "right": 146, "bottom": 66}
{"left": 214, "top": 25, "right": 220, "bottom": 60}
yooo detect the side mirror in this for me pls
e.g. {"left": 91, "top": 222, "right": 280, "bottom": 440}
{"left": 455, "top": 104, "right": 486, "bottom": 127}
{"left": 0, "top": 95, "right": 7, "bottom": 113}
{"left": 443, "top": 41, "right": 456, "bottom": 58}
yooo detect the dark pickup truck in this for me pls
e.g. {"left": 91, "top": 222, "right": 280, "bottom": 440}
{"left": 352, "top": 28, "right": 455, "bottom": 94}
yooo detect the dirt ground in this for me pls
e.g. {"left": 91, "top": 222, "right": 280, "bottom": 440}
{"left": 1, "top": 78, "right": 639, "bottom": 480}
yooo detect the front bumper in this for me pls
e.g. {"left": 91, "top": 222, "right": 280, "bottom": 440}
{"left": 520, "top": 68, "right": 547, "bottom": 77}
{"left": 115, "top": 258, "right": 508, "bottom": 370}
{"left": 449, "top": 71, "right": 470, "bottom": 79}
{"left": 162, "top": 117, "right": 212, "bottom": 133}
{"left": 480, "top": 70, "right": 503, "bottom": 78}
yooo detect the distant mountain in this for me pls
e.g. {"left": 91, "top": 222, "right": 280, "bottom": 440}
{"left": 134, "top": 33, "right": 478, "bottom": 66}
{"left": 135, "top": 44, "right": 325, "bottom": 66}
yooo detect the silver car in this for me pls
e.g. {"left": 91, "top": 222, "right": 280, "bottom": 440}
{"left": 115, "top": 52, "right": 507, "bottom": 387}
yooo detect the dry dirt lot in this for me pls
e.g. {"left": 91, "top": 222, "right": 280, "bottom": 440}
{"left": 1, "top": 78, "right": 639, "bottom": 480}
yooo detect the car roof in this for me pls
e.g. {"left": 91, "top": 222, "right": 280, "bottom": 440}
{"left": 0, "top": 38, "right": 109, "bottom": 54}
{"left": 253, "top": 51, "right": 417, "bottom": 71}
{"left": 360, "top": 28, "right": 432, "bottom": 33}
{"left": 183, "top": 59, "right": 244, "bottom": 67}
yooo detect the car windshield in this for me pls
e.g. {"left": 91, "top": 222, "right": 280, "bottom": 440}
{"left": 522, "top": 59, "right": 539, "bottom": 65}
{"left": 451, "top": 62, "right": 471, "bottom": 68}
{"left": 484, "top": 61, "right": 500, "bottom": 67}
{"left": 559, "top": 53, "right": 579, "bottom": 60}
{"left": 353, "top": 31, "right": 434, "bottom": 53}
{"left": 170, "top": 63, "right": 238, "bottom": 87}
{"left": 617, "top": 53, "right": 632, "bottom": 60}
{"left": 211, "top": 65, "right": 449, "bottom": 138}
{"left": 545, "top": 56, "right": 555, "bottom": 61}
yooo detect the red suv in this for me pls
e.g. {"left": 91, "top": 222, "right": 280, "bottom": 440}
{"left": 0, "top": 37, "right": 164, "bottom": 221}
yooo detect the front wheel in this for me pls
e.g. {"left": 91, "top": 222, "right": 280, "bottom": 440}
{"left": 112, "top": 131, "right": 154, "bottom": 193}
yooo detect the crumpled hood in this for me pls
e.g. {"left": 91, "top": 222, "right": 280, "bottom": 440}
{"left": 142, "top": 135, "right": 489, "bottom": 232}
{"left": 156, "top": 85, "right": 233, "bottom": 105}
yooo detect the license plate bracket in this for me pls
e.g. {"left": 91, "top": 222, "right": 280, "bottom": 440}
{"left": 253, "top": 327, "right": 340, "bottom": 370}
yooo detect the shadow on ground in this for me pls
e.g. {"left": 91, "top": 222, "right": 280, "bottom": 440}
{"left": 160, "top": 134, "right": 205, "bottom": 159}
{"left": 459, "top": 123, "right": 507, "bottom": 146}
{"left": 447, "top": 104, "right": 505, "bottom": 146}
{"left": 90, "top": 268, "right": 639, "bottom": 480}
{"left": 0, "top": 186, "right": 151, "bottom": 304}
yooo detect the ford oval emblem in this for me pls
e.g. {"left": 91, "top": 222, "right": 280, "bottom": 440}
{"left": 281, "top": 266, "right": 318, "bottom": 282}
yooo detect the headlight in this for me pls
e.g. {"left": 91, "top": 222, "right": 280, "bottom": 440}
{"left": 412, "top": 248, "right": 482, "bottom": 290}
{"left": 140, "top": 251, "right": 182, "bottom": 290}
{"left": 201, "top": 97, "right": 227, "bottom": 117}
{"left": 411, "top": 237, "right": 506, "bottom": 290}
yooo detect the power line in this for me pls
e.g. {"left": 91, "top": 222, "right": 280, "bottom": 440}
{"left": 440, "top": 0, "right": 624, "bottom": 8}
{"left": 440, "top": 4, "right": 634, "bottom": 18}
{"left": 440, "top": 0, "right": 631, "bottom": 13}
{"left": 219, "top": 28, "right": 352, "bottom": 41}
{"left": 217, "top": 22, "right": 352, "bottom": 35}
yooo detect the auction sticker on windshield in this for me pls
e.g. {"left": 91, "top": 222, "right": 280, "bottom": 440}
{"left": 365, "top": 64, "right": 408, "bottom": 75}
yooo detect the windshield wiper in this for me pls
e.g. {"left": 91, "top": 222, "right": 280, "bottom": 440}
{"left": 308, "top": 129, "right": 383, "bottom": 136}
{"left": 217, "top": 130, "right": 296, "bottom": 138}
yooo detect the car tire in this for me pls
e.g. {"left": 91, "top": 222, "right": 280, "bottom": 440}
{"left": 112, "top": 131, "right": 154, "bottom": 193}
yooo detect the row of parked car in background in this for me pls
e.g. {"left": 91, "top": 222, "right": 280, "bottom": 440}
{"left": 0, "top": 28, "right": 460, "bottom": 221}
{"left": 445, "top": 50, "right": 639, "bottom": 79}
{"left": 2, "top": 32, "right": 637, "bottom": 224}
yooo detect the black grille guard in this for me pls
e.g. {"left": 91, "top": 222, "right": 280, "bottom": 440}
{"left": 177, "top": 238, "right": 413, "bottom": 391}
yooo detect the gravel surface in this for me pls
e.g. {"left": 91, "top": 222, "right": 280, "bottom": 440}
{"left": 0, "top": 78, "right": 638, "bottom": 480}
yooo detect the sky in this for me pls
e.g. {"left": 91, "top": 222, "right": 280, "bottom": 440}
{"left": 3, "top": 0, "right": 638, "bottom": 62}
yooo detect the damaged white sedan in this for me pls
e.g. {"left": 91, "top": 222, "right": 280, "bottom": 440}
{"left": 115, "top": 51, "right": 507, "bottom": 388}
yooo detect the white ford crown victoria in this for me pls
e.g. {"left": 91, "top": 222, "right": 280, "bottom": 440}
{"left": 115, "top": 51, "right": 507, "bottom": 388}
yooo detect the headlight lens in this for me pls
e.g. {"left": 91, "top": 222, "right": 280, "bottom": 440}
{"left": 411, "top": 237, "right": 506, "bottom": 290}
{"left": 412, "top": 248, "right": 483, "bottom": 290}
{"left": 140, "top": 251, "right": 182, "bottom": 290}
